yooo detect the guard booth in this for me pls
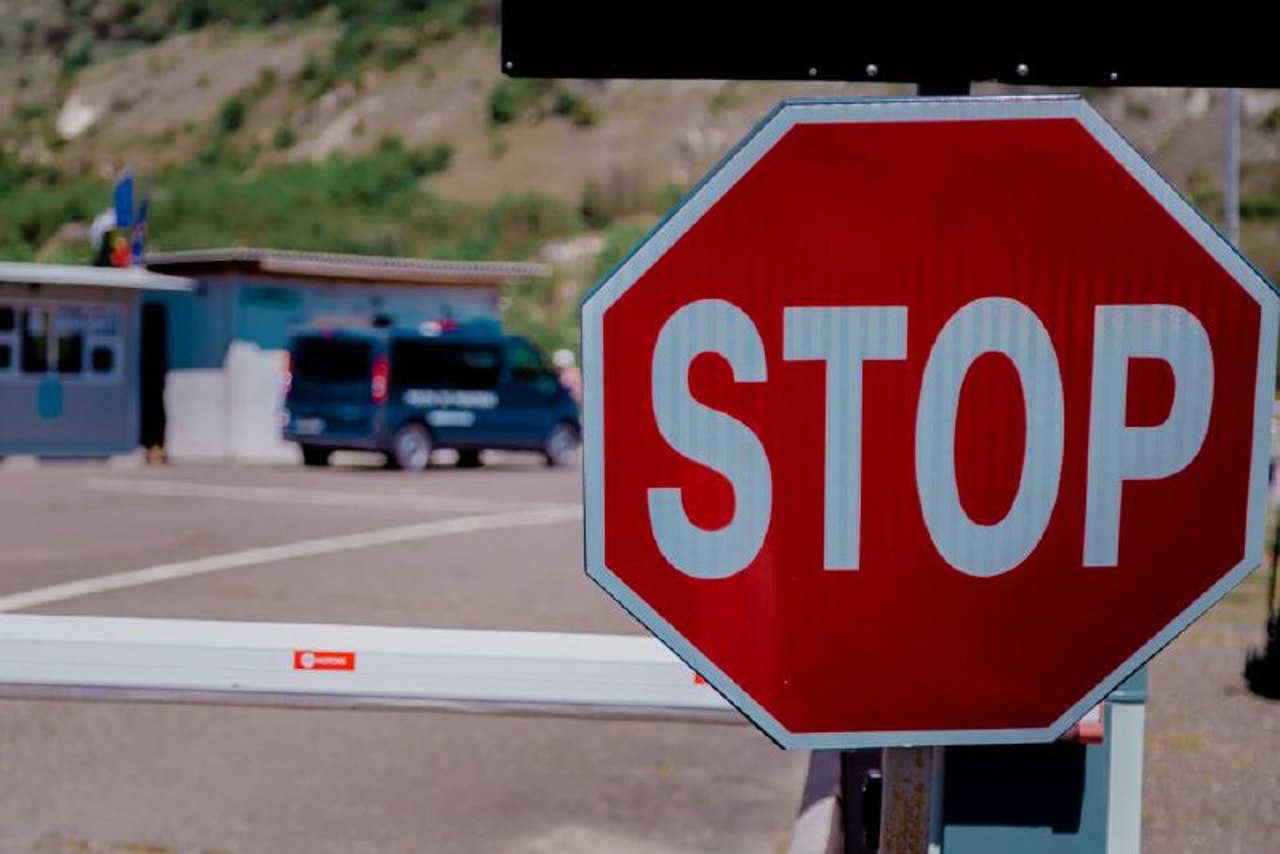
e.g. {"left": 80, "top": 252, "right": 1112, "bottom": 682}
{"left": 143, "top": 247, "right": 546, "bottom": 366}
{"left": 141, "top": 248, "right": 546, "bottom": 463}
{"left": 0, "top": 262, "right": 194, "bottom": 458}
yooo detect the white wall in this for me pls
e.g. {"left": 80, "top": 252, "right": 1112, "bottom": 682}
{"left": 225, "top": 342, "right": 297, "bottom": 464}
{"left": 164, "top": 369, "right": 227, "bottom": 462}
{"left": 165, "top": 342, "right": 299, "bottom": 465}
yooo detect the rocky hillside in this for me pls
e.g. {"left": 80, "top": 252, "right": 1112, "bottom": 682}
{"left": 1, "top": 2, "right": 1278, "bottom": 347}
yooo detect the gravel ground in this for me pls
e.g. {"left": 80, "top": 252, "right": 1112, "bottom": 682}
{"left": 1143, "top": 564, "right": 1280, "bottom": 853}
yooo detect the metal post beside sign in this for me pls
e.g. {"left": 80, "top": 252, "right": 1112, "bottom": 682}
{"left": 1104, "top": 670, "right": 1148, "bottom": 854}
{"left": 878, "top": 747, "right": 938, "bottom": 853}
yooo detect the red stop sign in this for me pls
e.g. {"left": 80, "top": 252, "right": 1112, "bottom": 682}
{"left": 581, "top": 97, "right": 1278, "bottom": 748}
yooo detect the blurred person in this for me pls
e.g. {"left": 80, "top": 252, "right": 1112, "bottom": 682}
{"left": 553, "top": 348, "right": 581, "bottom": 402}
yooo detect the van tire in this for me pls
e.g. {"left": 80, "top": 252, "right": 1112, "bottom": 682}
{"left": 543, "top": 422, "right": 579, "bottom": 467}
{"left": 389, "top": 423, "right": 432, "bottom": 471}
{"left": 456, "top": 449, "right": 484, "bottom": 469}
{"left": 301, "top": 445, "right": 331, "bottom": 467}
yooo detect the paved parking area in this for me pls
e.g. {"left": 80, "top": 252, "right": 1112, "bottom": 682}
{"left": 1, "top": 457, "right": 1275, "bottom": 852}
{"left": 0, "top": 459, "right": 806, "bottom": 853}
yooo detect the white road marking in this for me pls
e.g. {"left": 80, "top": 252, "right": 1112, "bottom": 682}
{"left": 83, "top": 476, "right": 575, "bottom": 514}
{"left": 0, "top": 506, "right": 582, "bottom": 613}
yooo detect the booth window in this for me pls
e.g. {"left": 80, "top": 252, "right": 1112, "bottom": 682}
{"left": 54, "top": 308, "right": 84, "bottom": 375}
{"left": 86, "top": 307, "right": 121, "bottom": 377}
{"left": 0, "top": 302, "right": 122, "bottom": 381}
{"left": 91, "top": 346, "right": 115, "bottom": 373}
{"left": 0, "top": 305, "right": 13, "bottom": 373}
{"left": 21, "top": 307, "right": 50, "bottom": 373}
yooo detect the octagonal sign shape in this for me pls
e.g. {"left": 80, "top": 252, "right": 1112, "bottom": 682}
{"left": 581, "top": 96, "right": 1279, "bottom": 748}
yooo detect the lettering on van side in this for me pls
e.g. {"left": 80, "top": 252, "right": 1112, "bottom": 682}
{"left": 427, "top": 410, "right": 476, "bottom": 428}
{"left": 402, "top": 389, "right": 499, "bottom": 410}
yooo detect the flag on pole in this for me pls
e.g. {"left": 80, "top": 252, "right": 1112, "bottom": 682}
{"left": 113, "top": 169, "right": 135, "bottom": 229}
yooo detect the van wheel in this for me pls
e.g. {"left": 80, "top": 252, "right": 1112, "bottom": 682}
{"left": 543, "top": 422, "right": 579, "bottom": 467}
{"left": 301, "top": 445, "right": 331, "bottom": 467}
{"left": 389, "top": 424, "right": 432, "bottom": 471}
{"left": 456, "top": 449, "right": 484, "bottom": 469}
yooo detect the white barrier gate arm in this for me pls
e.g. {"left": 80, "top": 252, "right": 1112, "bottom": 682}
{"left": 0, "top": 615, "right": 741, "bottom": 724}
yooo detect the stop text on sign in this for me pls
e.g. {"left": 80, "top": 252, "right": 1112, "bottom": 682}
{"left": 650, "top": 296, "right": 1213, "bottom": 580}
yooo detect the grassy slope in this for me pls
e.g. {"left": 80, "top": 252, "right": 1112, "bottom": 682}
{"left": 4, "top": 13, "right": 1278, "bottom": 234}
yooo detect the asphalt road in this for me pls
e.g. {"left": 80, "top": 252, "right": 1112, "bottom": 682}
{"left": 3, "top": 455, "right": 1276, "bottom": 853}
{"left": 0, "top": 456, "right": 807, "bottom": 854}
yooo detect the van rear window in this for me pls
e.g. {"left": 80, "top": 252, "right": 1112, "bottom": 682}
{"left": 391, "top": 340, "right": 501, "bottom": 390}
{"left": 294, "top": 338, "right": 372, "bottom": 382}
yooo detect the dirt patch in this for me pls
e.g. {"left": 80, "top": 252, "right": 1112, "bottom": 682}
{"left": 56, "top": 24, "right": 333, "bottom": 170}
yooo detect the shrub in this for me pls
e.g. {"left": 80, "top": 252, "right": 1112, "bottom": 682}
{"left": 593, "top": 220, "right": 653, "bottom": 280}
{"left": 0, "top": 178, "right": 107, "bottom": 256}
{"left": 0, "top": 132, "right": 566, "bottom": 270}
{"left": 61, "top": 41, "right": 93, "bottom": 75}
{"left": 408, "top": 143, "right": 453, "bottom": 176}
{"left": 579, "top": 180, "right": 609, "bottom": 230}
{"left": 1241, "top": 196, "right": 1280, "bottom": 220}
{"left": 272, "top": 124, "right": 296, "bottom": 150}
{"left": 377, "top": 134, "right": 406, "bottom": 154}
{"left": 298, "top": 52, "right": 337, "bottom": 100}
{"left": 218, "top": 97, "right": 246, "bottom": 134}
{"left": 553, "top": 89, "right": 597, "bottom": 127}
{"left": 14, "top": 101, "right": 50, "bottom": 122}
{"left": 252, "top": 66, "right": 278, "bottom": 97}
{"left": 487, "top": 81, "right": 523, "bottom": 124}
{"left": 655, "top": 183, "right": 685, "bottom": 212}
{"left": 577, "top": 168, "right": 647, "bottom": 228}
{"left": 377, "top": 28, "right": 422, "bottom": 71}
{"left": 172, "top": 0, "right": 215, "bottom": 31}
{"left": 379, "top": 41, "right": 420, "bottom": 70}
{"left": 487, "top": 79, "right": 551, "bottom": 125}
{"left": 453, "top": 193, "right": 578, "bottom": 260}
{"left": 553, "top": 90, "right": 579, "bottom": 117}
{"left": 299, "top": 52, "right": 323, "bottom": 82}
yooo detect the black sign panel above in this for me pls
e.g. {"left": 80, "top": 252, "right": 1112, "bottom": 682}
{"left": 501, "top": 6, "right": 1278, "bottom": 89}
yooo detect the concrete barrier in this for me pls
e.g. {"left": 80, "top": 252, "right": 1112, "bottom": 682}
{"left": 225, "top": 342, "right": 297, "bottom": 465}
{"left": 164, "top": 368, "right": 228, "bottom": 462}
{"left": 165, "top": 342, "right": 299, "bottom": 465}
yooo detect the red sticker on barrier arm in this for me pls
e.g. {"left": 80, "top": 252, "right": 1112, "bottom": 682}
{"left": 293, "top": 650, "right": 356, "bottom": 671}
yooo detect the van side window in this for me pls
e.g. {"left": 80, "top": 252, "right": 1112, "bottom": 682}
{"left": 391, "top": 340, "right": 501, "bottom": 390}
{"left": 507, "top": 339, "right": 546, "bottom": 381}
{"left": 294, "top": 338, "right": 372, "bottom": 381}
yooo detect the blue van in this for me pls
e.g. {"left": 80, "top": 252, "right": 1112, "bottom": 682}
{"left": 282, "top": 325, "right": 580, "bottom": 469}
